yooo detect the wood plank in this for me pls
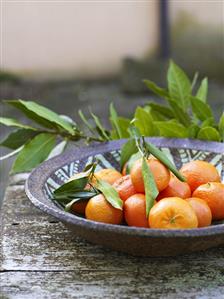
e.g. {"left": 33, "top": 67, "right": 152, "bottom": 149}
{"left": 1, "top": 176, "right": 224, "bottom": 298}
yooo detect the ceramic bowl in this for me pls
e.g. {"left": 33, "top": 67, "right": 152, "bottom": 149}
{"left": 25, "top": 138, "right": 224, "bottom": 256}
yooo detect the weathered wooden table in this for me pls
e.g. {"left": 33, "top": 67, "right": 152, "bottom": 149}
{"left": 1, "top": 174, "right": 224, "bottom": 299}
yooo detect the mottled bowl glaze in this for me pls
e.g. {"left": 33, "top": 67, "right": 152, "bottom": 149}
{"left": 25, "top": 138, "right": 224, "bottom": 256}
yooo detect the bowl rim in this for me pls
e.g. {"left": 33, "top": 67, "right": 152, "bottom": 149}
{"left": 25, "top": 137, "right": 224, "bottom": 238}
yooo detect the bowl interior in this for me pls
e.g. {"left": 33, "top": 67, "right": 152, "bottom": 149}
{"left": 43, "top": 145, "right": 223, "bottom": 216}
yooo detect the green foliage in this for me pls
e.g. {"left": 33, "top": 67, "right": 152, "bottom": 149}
{"left": 12, "top": 133, "right": 56, "bottom": 173}
{"left": 142, "top": 157, "right": 158, "bottom": 217}
{"left": 0, "top": 61, "right": 223, "bottom": 173}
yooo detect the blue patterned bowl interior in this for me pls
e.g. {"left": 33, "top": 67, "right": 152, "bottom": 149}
{"left": 43, "top": 146, "right": 223, "bottom": 203}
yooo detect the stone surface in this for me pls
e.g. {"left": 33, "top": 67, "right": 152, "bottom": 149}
{"left": 1, "top": 175, "right": 224, "bottom": 298}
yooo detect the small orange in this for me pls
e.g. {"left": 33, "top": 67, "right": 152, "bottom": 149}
{"left": 93, "top": 168, "right": 122, "bottom": 185}
{"left": 130, "top": 158, "right": 170, "bottom": 193}
{"left": 71, "top": 200, "right": 88, "bottom": 215}
{"left": 157, "top": 175, "right": 191, "bottom": 201}
{"left": 124, "top": 194, "right": 149, "bottom": 227}
{"left": 149, "top": 197, "right": 198, "bottom": 229}
{"left": 180, "top": 160, "right": 221, "bottom": 192}
{"left": 85, "top": 194, "right": 123, "bottom": 224}
{"left": 186, "top": 197, "right": 212, "bottom": 227}
{"left": 113, "top": 175, "right": 136, "bottom": 201}
{"left": 192, "top": 182, "right": 224, "bottom": 220}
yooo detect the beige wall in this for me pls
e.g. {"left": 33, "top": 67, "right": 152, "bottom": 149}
{"left": 1, "top": 1, "right": 159, "bottom": 77}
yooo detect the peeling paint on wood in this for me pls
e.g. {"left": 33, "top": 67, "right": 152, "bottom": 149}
{"left": 1, "top": 175, "right": 224, "bottom": 298}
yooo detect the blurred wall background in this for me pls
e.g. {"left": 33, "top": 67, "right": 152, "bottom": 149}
{"left": 2, "top": 0, "right": 223, "bottom": 78}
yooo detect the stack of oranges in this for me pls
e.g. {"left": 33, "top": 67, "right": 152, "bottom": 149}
{"left": 72, "top": 158, "right": 224, "bottom": 230}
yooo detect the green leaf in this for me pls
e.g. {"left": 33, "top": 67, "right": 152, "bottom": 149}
{"left": 6, "top": 100, "right": 74, "bottom": 134}
{"left": 142, "top": 157, "right": 159, "bottom": 217}
{"left": 218, "top": 112, "right": 224, "bottom": 141}
{"left": 126, "top": 152, "right": 142, "bottom": 174}
{"left": 11, "top": 133, "right": 56, "bottom": 173}
{"left": 110, "top": 117, "right": 130, "bottom": 139}
{"left": 96, "top": 179, "right": 123, "bottom": 210}
{"left": 120, "top": 139, "right": 138, "bottom": 170}
{"left": 134, "top": 107, "right": 158, "bottom": 136}
{"left": 54, "top": 177, "right": 88, "bottom": 199}
{"left": 78, "top": 110, "right": 96, "bottom": 135}
{"left": 190, "top": 96, "right": 213, "bottom": 121}
{"left": 196, "top": 77, "right": 208, "bottom": 102}
{"left": 191, "top": 72, "right": 199, "bottom": 91}
{"left": 147, "top": 103, "right": 174, "bottom": 119}
{"left": 143, "top": 80, "right": 170, "bottom": 99}
{"left": 167, "top": 61, "right": 191, "bottom": 109}
{"left": 0, "top": 128, "right": 39, "bottom": 149}
{"left": 0, "top": 117, "right": 35, "bottom": 129}
{"left": 144, "top": 141, "right": 186, "bottom": 181}
{"left": 155, "top": 121, "right": 189, "bottom": 138}
{"left": 91, "top": 113, "right": 110, "bottom": 140}
{"left": 109, "top": 103, "right": 122, "bottom": 139}
{"left": 201, "top": 117, "right": 215, "bottom": 128}
{"left": 128, "top": 125, "right": 141, "bottom": 139}
{"left": 197, "top": 127, "right": 220, "bottom": 142}
{"left": 188, "top": 124, "right": 200, "bottom": 138}
{"left": 168, "top": 99, "right": 191, "bottom": 126}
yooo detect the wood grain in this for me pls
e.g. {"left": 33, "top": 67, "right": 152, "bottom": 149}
{"left": 1, "top": 175, "right": 224, "bottom": 298}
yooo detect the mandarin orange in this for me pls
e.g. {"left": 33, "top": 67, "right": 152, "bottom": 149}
{"left": 130, "top": 158, "right": 170, "bottom": 193}
{"left": 180, "top": 160, "right": 220, "bottom": 192}
{"left": 157, "top": 175, "right": 191, "bottom": 201}
{"left": 192, "top": 182, "right": 224, "bottom": 220}
{"left": 93, "top": 168, "right": 122, "bottom": 185}
{"left": 85, "top": 194, "right": 123, "bottom": 224}
{"left": 113, "top": 175, "right": 136, "bottom": 201}
{"left": 124, "top": 194, "right": 149, "bottom": 228}
{"left": 149, "top": 197, "right": 198, "bottom": 229}
{"left": 186, "top": 197, "right": 212, "bottom": 227}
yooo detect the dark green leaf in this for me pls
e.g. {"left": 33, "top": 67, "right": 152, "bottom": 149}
{"left": 109, "top": 103, "right": 122, "bottom": 139}
{"left": 197, "top": 127, "right": 220, "bottom": 142}
{"left": 190, "top": 96, "right": 213, "bottom": 121}
{"left": 143, "top": 80, "right": 169, "bottom": 99}
{"left": 6, "top": 100, "right": 74, "bottom": 133}
{"left": 0, "top": 117, "right": 34, "bottom": 129}
{"left": 12, "top": 133, "right": 56, "bottom": 173}
{"left": 54, "top": 177, "right": 88, "bottom": 198}
{"left": 155, "top": 121, "right": 189, "bottom": 138}
{"left": 196, "top": 78, "right": 208, "bottom": 102}
{"left": 96, "top": 179, "right": 123, "bottom": 210}
{"left": 134, "top": 107, "right": 158, "bottom": 136}
{"left": 126, "top": 152, "right": 142, "bottom": 174}
{"left": 142, "top": 157, "right": 159, "bottom": 217}
{"left": 120, "top": 139, "right": 138, "bottom": 170}
{"left": 110, "top": 117, "right": 130, "bottom": 139}
{"left": 91, "top": 113, "right": 110, "bottom": 140}
{"left": 55, "top": 191, "right": 97, "bottom": 200}
{"left": 0, "top": 128, "right": 39, "bottom": 149}
{"left": 64, "top": 198, "right": 90, "bottom": 212}
{"left": 144, "top": 141, "right": 186, "bottom": 181}
{"left": 147, "top": 103, "right": 174, "bottom": 119}
{"left": 218, "top": 112, "right": 224, "bottom": 141}
{"left": 167, "top": 61, "right": 191, "bottom": 109}
{"left": 168, "top": 99, "right": 191, "bottom": 126}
